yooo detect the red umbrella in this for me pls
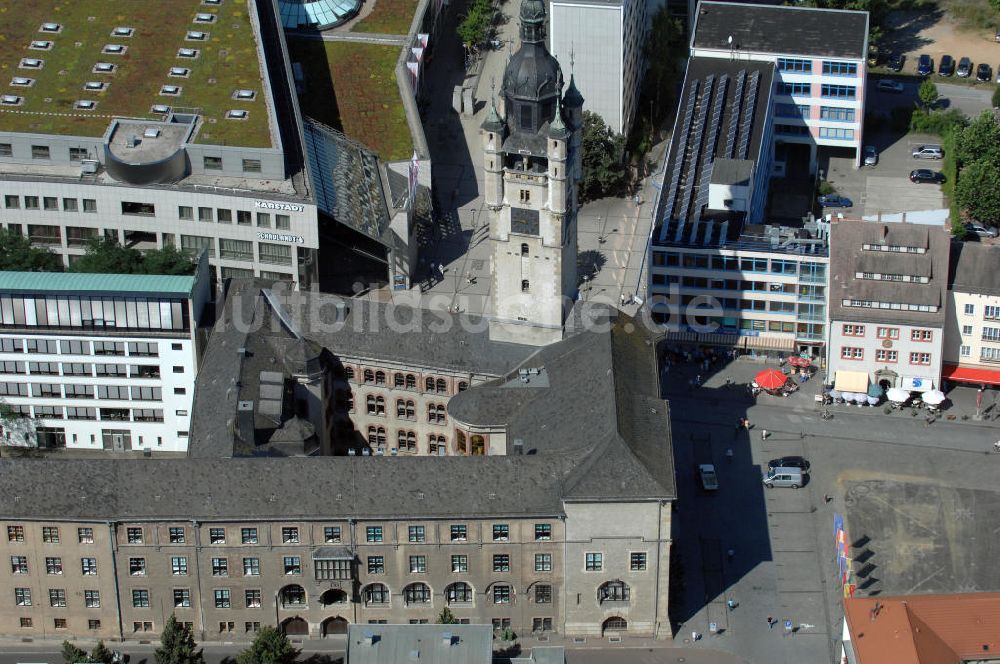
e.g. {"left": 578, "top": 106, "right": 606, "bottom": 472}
{"left": 755, "top": 368, "right": 788, "bottom": 390}
{"left": 788, "top": 355, "right": 811, "bottom": 368}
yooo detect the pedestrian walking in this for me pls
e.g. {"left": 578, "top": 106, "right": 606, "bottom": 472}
{"left": 725, "top": 448, "right": 734, "bottom": 463}
{"left": 767, "top": 616, "right": 775, "bottom": 629}
{"left": 691, "top": 630, "right": 700, "bottom": 642}
{"left": 744, "top": 418, "right": 751, "bottom": 430}
{"left": 727, "top": 599, "right": 737, "bottom": 610}
{"left": 727, "top": 548, "right": 734, "bottom": 561}
{"left": 761, "top": 428, "right": 769, "bottom": 440}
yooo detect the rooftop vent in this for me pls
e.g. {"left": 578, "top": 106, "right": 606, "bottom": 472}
{"left": 84, "top": 81, "right": 105, "bottom": 91}
{"left": 10, "top": 77, "right": 34, "bottom": 87}
{"left": 74, "top": 100, "right": 96, "bottom": 110}
{"left": 112, "top": 26, "right": 134, "bottom": 37}
{"left": 19, "top": 58, "right": 43, "bottom": 69}
{"left": 203, "top": 0, "right": 222, "bottom": 4}
{"left": 160, "top": 85, "right": 181, "bottom": 96}
{"left": 512, "top": 438, "right": 524, "bottom": 454}
{"left": 234, "top": 89, "right": 256, "bottom": 100}
{"left": 143, "top": 127, "right": 161, "bottom": 138}
{"left": 362, "top": 631, "right": 378, "bottom": 645}
{"left": 186, "top": 31, "right": 208, "bottom": 41}
{"left": 151, "top": 104, "right": 170, "bottom": 114}
{"left": 194, "top": 13, "right": 217, "bottom": 23}
{"left": 102, "top": 44, "right": 126, "bottom": 54}
{"left": 92, "top": 62, "right": 115, "bottom": 73}
{"left": 1, "top": 95, "right": 23, "bottom": 106}
{"left": 177, "top": 48, "right": 199, "bottom": 58}
{"left": 169, "top": 67, "right": 190, "bottom": 77}
{"left": 225, "top": 109, "right": 248, "bottom": 120}
{"left": 126, "top": 135, "right": 141, "bottom": 148}
{"left": 29, "top": 40, "right": 53, "bottom": 50}
{"left": 80, "top": 160, "right": 99, "bottom": 175}
{"left": 39, "top": 23, "right": 62, "bottom": 33}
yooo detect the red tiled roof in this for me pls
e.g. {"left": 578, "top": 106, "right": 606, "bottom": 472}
{"left": 845, "top": 593, "right": 1000, "bottom": 664}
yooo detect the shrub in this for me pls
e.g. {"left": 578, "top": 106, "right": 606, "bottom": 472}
{"left": 909, "top": 108, "right": 968, "bottom": 136}
{"left": 817, "top": 180, "right": 835, "bottom": 196}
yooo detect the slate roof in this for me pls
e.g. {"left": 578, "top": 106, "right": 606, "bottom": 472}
{"left": 829, "top": 219, "right": 949, "bottom": 327}
{"left": 844, "top": 593, "right": 1000, "bottom": 664}
{"left": 692, "top": 1, "right": 869, "bottom": 60}
{"left": 949, "top": 241, "right": 1000, "bottom": 296}
{"left": 346, "top": 624, "right": 492, "bottom": 664}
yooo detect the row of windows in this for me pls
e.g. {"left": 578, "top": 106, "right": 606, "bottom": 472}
{"left": 819, "top": 127, "right": 855, "bottom": 140}
{"left": 844, "top": 299, "right": 939, "bottom": 313}
{"left": 362, "top": 427, "right": 448, "bottom": 455}
{"left": 0, "top": 338, "right": 173, "bottom": 356}
{"left": 0, "top": 144, "right": 264, "bottom": 176}
{"left": 177, "top": 206, "right": 290, "bottom": 230}
{"left": 0, "top": 406, "right": 165, "bottom": 424}
{"left": 175, "top": 235, "right": 293, "bottom": 265}
{"left": 364, "top": 523, "right": 553, "bottom": 544}
{"left": 0, "top": 361, "right": 170, "bottom": 379}
{"left": 0, "top": 383, "right": 164, "bottom": 401}
{"left": 651, "top": 252, "right": 826, "bottom": 278}
{"left": 841, "top": 347, "right": 931, "bottom": 364}
{"left": 862, "top": 244, "right": 925, "bottom": 254}
{"left": 14, "top": 616, "right": 105, "bottom": 631}
{"left": 4, "top": 194, "right": 97, "bottom": 213}
{"left": 0, "top": 293, "right": 190, "bottom": 332}
{"left": 121, "top": 525, "right": 342, "bottom": 546}
{"left": 347, "top": 368, "right": 468, "bottom": 395}
{"left": 821, "top": 84, "right": 856, "bottom": 99}
{"left": 962, "top": 304, "right": 1000, "bottom": 319}
{"left": 842, "top": 325, "right": 933, "bottom": 341}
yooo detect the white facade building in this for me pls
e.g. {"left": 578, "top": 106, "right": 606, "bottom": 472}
{"left": 827, "top": 219, "right": 949, "bottom": 394}
{"left": 690, "top": 1, "right": 869, "bottom": 170}
{"left": 0, "top": 260, "right": 210, "bottom": 452}
{"left": 549, "top": 0, "right": 645, "bottom": 135}
{"left": 942, "top": 242, "right": 1000, "bottom": 387}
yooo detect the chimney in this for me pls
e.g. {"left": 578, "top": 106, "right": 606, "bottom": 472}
{"left": 513, "top": 439, "right": 524, "bottom": 455}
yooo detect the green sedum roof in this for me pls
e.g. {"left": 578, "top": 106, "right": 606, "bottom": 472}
{"left": 0, "top": 271, "right": 195, "bottom": 296}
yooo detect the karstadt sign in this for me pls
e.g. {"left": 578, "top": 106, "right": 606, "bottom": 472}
{"left": 254, "top": 200, "right": 305, "bottom": 213}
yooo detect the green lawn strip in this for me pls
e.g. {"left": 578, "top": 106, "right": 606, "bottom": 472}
{"left": 350, "top": 0, "right": 418, "bottom": 35}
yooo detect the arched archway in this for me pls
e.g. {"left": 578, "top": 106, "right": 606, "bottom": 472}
{"left": 322, "top": 616, "right": 349, "bottom": 636}
{"left": 279, "top": 584, "right": 306, "bottom": 608}
{"left": 281, "top": 616, "right": 308, "bottom": 636}
{"left": 320, "top": 588, "right": 349, "bottom": 606}
{"left": 602, "top": 616, "right": 627, "bottom": 635}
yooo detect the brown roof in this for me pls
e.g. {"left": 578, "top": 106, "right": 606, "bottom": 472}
{"left": 844, "top": 593, "right": 1000, "bottom": 664}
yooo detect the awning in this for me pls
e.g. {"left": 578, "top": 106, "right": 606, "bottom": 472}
{"left": 663, "top": 331, "right": 795, "bottom": 352}
{"left": 942, "top": 364, "right": 1000, "bottom": 386}
{"left": 834, "top": 370, "right": 869, "bottom": 393}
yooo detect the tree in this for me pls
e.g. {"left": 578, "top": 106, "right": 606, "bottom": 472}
{"left": 89, "top": 641, "right": 116, "bottom": 664}
{"left": 457, "top": 0, "right": 492, "bottom": 48}
{"left": 954, "top": 111, "right": 1000, "bottom": 167}
{"left": 0, "top": 228, "right": 62, "bottom": 271}
{"left": 154, "top": 614, "right": 205, "bottom": 664}
{"left": 642, "top": 7, "right": 685, "bottom": 117}
{"left": 62, "top": 641, "right": 88, "bottom": 664}
{"left": 917, "top": 79, "right": 939, "bottom": 109}
{"left": 955, "top": 159, "right": 1000, "bottom": 226}
{"left": 581, "top": 111, "right": 629, "bottom": 202}
{"left": 236, "top": 626, "right": 299, "bottom": 664}
{"left": 437, "top": 607, "right": 458, "bottom": 624}
{"left": 69, "top": 237, "right": 196, "bottom": 275}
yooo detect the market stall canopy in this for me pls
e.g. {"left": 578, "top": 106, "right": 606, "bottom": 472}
{"left": 755, "top": 368, "right": 788, "bottom": 390}
{"left": 834, "top": 370, "right": 869, "bottom": 393}
{"left": 922, "top": 389, "right": 946, "bottom": 406}
{"left": 887, "top": 387, "right": 911, "bottom": 403}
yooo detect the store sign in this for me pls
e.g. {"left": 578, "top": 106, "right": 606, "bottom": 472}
{"left": 254, "top": 200, "right": 304, "bottom": 213}
{"left": 257, "top": 231, "right": 304, "bottom": 244}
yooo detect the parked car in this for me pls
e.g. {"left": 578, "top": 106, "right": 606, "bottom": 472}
{"left": 911, "top": 144, "right": 943, "bottom": 159}
{"left": 939, "top": 55, "right": 955, "bottom": 76}
{"left": 863, "top": 145, "right": 878, "bottom": 166}
{"left": 917, "top": 54, "right": 933, "bottom": 75}
{"left": 767, "top": 456, "right": 811, "bottom": 471}
{"left": 818, "top": 194, "right": 853, "bottom": 208}
{"left": 876, "top": 79, "right": 904, "bottom": 93}
{"left": 698, "top": 464, "right": 719, "bottom": 491}
{"left": 888, "top": 52, "right": 905, "bottom": 72}
{"left": 762, "top": 467, "right": 804, "bottom": 489}
{"left": 965, "top": 223, "right": 998, "bottom": 239}
{"left": 996, "top": 26, "right": 1000, "bottom": 42}
{"left": 976, "top": 63, "right": 992, "bottom": 82}
{"left": 957, "top": 57, "right": 972, "bottom": 77}
{"left": 910, "top": 169, "right": 945, "bottom": 184}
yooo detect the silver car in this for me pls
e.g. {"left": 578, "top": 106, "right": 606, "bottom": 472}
{"left": 863, "top": 145, "right": 878, "bottom": 166}
{"left": 912, "top": 144, "right": 943, "bottom": 159}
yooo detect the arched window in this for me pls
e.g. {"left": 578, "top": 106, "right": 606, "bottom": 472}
{"left": 435, "top": 378, "right": 447, "bottom": 393}
{"left": 279, "top": 584, "right": 306, "bottom": 608}
{"left": 375, "top": 396, "right": 385, "bottom": 414}
{"left": 457, "top": 431, "right": 467, "bottom": 454}
{"left": 320, "top": 589, "right": 348, "bottom": 605}
{"left": 375, "top": 371, "right": 386, "bottom": 386}
{"left": 521, "top": 279, "right": 530, "bottom": 292}
{"left": 397, "top": 430, "right": 408, "bottom": 448}
{"left": 429, "top": 434, "right": 446, "bottom": 455}
{"left": 403, "top": 583, "right": 431, "bottom": 605}
{"left": 521, "top": 243, "right": 529, "bottom": 256}
{"left": 602, "top": 616, "right": 627, "bottom": 633}
{"left": 367, "top": 426, "right": 378, "bottom": 446}
{"left": 428, "top": 403, "right": 445, "bottom": 423}
{"left": 396, "top": 399, "right": 407, "bottom": 417}
{"left": 394, "top": 373, "right": 405, "bottom": 388}
{"left": 344, "top": 366, "right": 355, "bottom": 381}
{"left": 425, "top": 377, "right": 435, "bottom": 392}
{"left": 366, "top": 395, "right": 377, "bottom": 415}
{"left": 405, "top": 400, "right": 415, "bottom": 419}
{"left": 598, "top": 580, "right": 630, "bottom": 603}
{"left": 458, "top": 381, "right": 469, "bottom": 392}
{"left": 376, "top": 426, "right": 386, "bottom": 447}
{"left": 446, "top": 582, "right": 473, "bottom": 605}
{"left": 471, "top": 434, "right": 485, "bottom": 456}
{"left": 363, "top": 583, "right": 389, "bottom": 605}
{"left": 490, "top": 583, "right": 512, "bottom": 604}
{"left": 363, "top": 369, "right": 374, "bottom": 384}
{"left": 405, "top": 431, "right": 416, "bottom": 452}
{"left": 405, "top": 374, "right": 416, "bottom": 389}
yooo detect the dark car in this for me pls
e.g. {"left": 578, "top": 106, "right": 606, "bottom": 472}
{"left": 818, "top": 194, "right": 853, "bottom": 208}
{"left": 768, "top": 456, "right": 811, "bottom": 471}
{"left": 888, "top": 52, "right": 905, "bottom": 72}
{"left": 976, "top": 63, "right": 993, "bottom": 82}
{"left": 917, "top": 54, "right": 933, "bottom": 75}
{"left": 910, "top": 168, "right": 945, "bottom": 184}
{"left": 939, "top": 55, "right": 955, "bottom": 76}
{"left": 957, "top": 57, "right": 972, "bottom": 77}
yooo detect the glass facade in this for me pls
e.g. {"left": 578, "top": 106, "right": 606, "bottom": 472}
{"left": 0, "top": 295, "right": 190, "bottom": 332}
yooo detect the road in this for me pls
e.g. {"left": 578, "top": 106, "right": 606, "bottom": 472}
{"left": 936, "top": 82, "right": 995, "bottom": 118}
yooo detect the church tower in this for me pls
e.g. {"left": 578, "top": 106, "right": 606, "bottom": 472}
{"left": 482, "top": 0, "right": 583, "bottom": 346}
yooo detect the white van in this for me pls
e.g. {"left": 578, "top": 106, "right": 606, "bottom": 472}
{"left": 762, "top": 466, "right": 804, "bottom": 489}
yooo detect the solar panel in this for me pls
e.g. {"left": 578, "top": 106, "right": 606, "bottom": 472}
{"left": 694, "top": 75, "right": 728, "bottom": 211}
{"left": 738, "top": 71, "right": 760, "bottom": 160}
{"left": 724, "top": 70, "right": 746, "bottom": 158}
{"left": 675, "top": 76, "right": 713, "bottom": 242}
{"left": 658, "top": 80, "right": 700, "bottom": 242}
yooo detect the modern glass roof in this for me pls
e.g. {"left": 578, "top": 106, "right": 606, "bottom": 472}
{"left": 279, "top": 0, "right": 362, "bottom": 29}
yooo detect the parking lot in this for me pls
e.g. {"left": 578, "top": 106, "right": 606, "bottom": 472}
{"left": 665, "top": 357, "right": 1000, "bottom": 664}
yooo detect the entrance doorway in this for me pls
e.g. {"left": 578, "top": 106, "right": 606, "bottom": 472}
{"left": 280, "top": 617, "right": 308, "bottom": 636}
{"left": 322, "top": 616, "right": 349, "bottom": 636}
{"left": 602, "top": 616, "right": 627, "bottom": 636}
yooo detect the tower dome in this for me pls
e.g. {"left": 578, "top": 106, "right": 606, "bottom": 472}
{"left": 502, "top": 0, "right": 564, "bottom": 134}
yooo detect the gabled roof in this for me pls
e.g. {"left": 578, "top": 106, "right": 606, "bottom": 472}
{"left": 844, "top": 593, "right": 1000, "bottom": 664}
